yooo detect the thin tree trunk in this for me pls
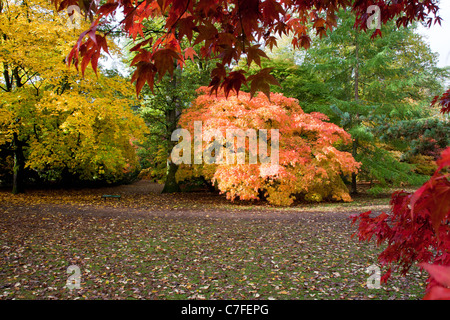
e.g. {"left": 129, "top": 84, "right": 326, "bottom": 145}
{"left": 351, "top": 137, "right": 358, "bottom": 195}
{"left": 351, "top": 38, "right": 360, "bottom": 195}
{"left": 12, "top": 132, "right": 25, "bottom": 194}
{"left": 162, "top": 159, "right": 180, "bottom": 193}
{"left": 354, "top": 40, "right": 359, "bottom": 101}
{"left": 3, "top": 62, "right": 12, "bottom": 92}
{"left": 4, "top": 63, "right": 26, "bottom": 194}
{"left": 12, "top": 66, "right": 22, "bottom": 88}
{"left": 162, "top": 106, "right": 181, "bottom": 193}
{"left": 162, "top": 59, "right": 181, "bottom": 194}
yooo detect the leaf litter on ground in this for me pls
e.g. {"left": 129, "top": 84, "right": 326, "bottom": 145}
{"left": 0, "top": 181, "right": 427, "bottom": 300}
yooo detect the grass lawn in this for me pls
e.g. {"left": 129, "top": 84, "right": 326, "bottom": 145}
{"left": 0, "top": 181, "right": 428, "bottom": 300}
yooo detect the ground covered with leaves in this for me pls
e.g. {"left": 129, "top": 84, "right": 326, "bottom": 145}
{"left": 0, "top": 181, "right": 427, "bottom": 300}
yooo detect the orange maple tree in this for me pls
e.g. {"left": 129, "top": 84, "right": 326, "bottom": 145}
{"left": 176, "top": 88, "right": 359, "bottom": 206}
{"left": 49, "top": 0, "right": 442, "bottom": 97}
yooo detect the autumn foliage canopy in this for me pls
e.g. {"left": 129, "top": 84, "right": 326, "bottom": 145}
{"left": 50, "top": 0, "right": 443, "bottom": 98}
{"left": 0, "top": 0, "right": 147, "bottom": 187}
{"left": 176, "top": 88, "right": 359, "bottom": 206}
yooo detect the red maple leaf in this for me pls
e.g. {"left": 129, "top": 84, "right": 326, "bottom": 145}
{"left": 410, "top": 147, "right": 450, "bottom": 234}
{"left": 131, "top": 61, "right": 157, "bottom": 95}
{"left": 220, "top": 70, "right": 247, "bottom": 98}
{"left": 420, "top": 263, "right": 450, "bottom": 300}
{"left": 432, "top": 88, "right": 450, "bottom": 114}
{"left": 246, "top": 44, "right": 269, "bottom": 67}
{"left": 247, "top": 67, "right": 280, "bottom": 99}
{"left": 152, "top": 48, "right": 181, "bottom": 80}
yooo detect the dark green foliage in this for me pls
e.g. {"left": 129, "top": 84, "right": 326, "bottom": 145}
{"left": 374, "top": 118, "right": 450, "bottom": 160}
{"left": 356, "top": 145, "right": 428, "bottom": 187}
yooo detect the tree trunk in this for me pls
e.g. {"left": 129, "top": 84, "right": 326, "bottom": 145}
{"left": 351, "top": 137, "right": 358, "bottom": 195}
{"left": 162, "top": 159, "right": 181, "bottom": 193}
{"left": 354, "top": 39, "right": 359, "bottom": 101}
{"left": 12, "top": 132, "right": 25, "bottom": 194}
{"left": 4, "top": 53, "right": 27, "bottom": 194}
{"left": 3, "top": 62, "right": 12, "bottom": 91}
{"left": 351, "top": 37, "right": 360, "bottom": 195}
{"left": 162, "top": 110, "right": 181, "bottom": 193}
{"left": 202, "top": 177, "right": 217, "bottom": 192}
{"left": 162, "top": 59, "right": 182, "bottom": 194}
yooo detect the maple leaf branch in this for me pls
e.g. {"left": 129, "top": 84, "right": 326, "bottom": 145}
{"left": 121, "top": 25, "right": 166, "bottom": 51}
{"left": 143, "top": 26, "right": 166, "bottom": 37}
{"left": 102, "top": 19, "right": 123, "bottom": 37}
{"left": 143, "top": 0, "right": 191, "bottom": 63}
{"left": 167, "top": 0, "right": 191, "bottom": 33}
{"left": 237, "top": 1, "right": 246, "bottom": 54}
{"left": 102, "top": 1, "right": 147, "bottom": 38}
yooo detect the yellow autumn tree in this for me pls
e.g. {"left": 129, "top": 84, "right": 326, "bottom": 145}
{"left": 0, "top": 0, "right": 147, "bottom": 192}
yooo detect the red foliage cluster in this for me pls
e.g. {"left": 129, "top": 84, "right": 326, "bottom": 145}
{"left": 431, "top": 88, "right": 450, "bottom": 114}
{"left": 50, "top": 0, "right": 442, "bottom": 97}
{"left": 351, "top": 147, "right": 450, "bottom": 299}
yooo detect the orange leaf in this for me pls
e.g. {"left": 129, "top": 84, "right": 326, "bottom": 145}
{"left": 184, "top": 47, "right": 197, "bottom": 63}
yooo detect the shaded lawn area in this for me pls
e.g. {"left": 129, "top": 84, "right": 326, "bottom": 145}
{"left": 0, "top": 182, "right": 427, "bottom": 300}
